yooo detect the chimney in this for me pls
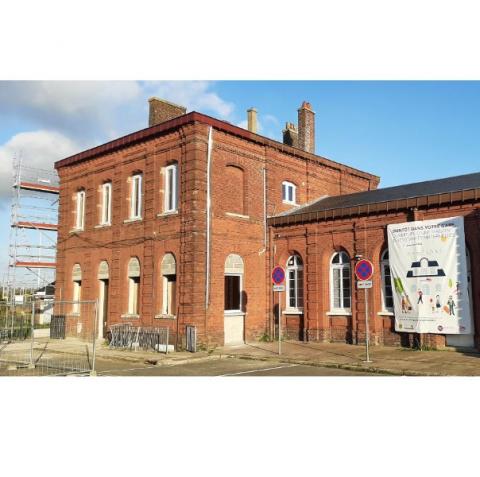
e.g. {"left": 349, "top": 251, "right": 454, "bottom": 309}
{"left": 148, "top": 97, "right": 187, "bottom": 127}
{"left": 297, "top": 101, "right": 315, "bottom": 154}
{"left": 247, "top": 108, "right": 257, "bottom": 133}
{"left": 282, "top": 122, "right": 298, "bottom": 148}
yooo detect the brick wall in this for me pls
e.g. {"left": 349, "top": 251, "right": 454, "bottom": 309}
{"left": 55, "top": 115, "right": 378, "bottom": 348}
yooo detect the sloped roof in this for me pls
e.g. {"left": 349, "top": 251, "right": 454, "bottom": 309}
{"left": 270, "top": 171, "right": 480, "bottom": 225}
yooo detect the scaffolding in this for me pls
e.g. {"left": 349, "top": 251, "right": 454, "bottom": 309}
{"left": 3, "top": 156, "right": 59, "bottom": 334}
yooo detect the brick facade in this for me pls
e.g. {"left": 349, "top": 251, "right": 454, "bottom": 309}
{"left": 55, "top": 108, "right": 378, "bottom": 349}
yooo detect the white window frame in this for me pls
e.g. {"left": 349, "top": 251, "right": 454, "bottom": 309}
{"left": 130, "top": 174, "right": 142, "bottom": 220}
{"left": 75, "top": 190, "right": 85, "bottom": 230}
{"left": 100, "top": 182, "right": 112, "bottom": 225}
{"left": 128, "top": 277, "right": 140, "bottom": 315}
{"left": 162, "top": 275, "right": 177, "bottom": 315}
{"left": 72, "top": 280, "right": 81, "bottom": 314}
{"left": 380, "top": 249, "right": 394, "bottom": 312}
{"left": 164, "top": 163, "right": 178, "bottom": 213}
{"left": 286, "top": 255, "right": 304, "bottom": 311}
{"left": 224, "top": 273, "right": 243, "bottom": 314}
{"left": 329, "top": 252, "right": 351, "bottom": 313}
{"left": 282, "top": 181, "right": 296, "bottom": 205}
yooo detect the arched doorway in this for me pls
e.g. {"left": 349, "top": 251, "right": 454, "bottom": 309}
{"left": 98, "top": 261, "right": 109, "bottom": 339}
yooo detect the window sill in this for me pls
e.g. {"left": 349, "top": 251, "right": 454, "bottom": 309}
{"left": 224, "top": 311, "right": 246, "bottom": 316}
{"left": 225, "top": 212, "right": 250, "bottom": 220}
{"left": 378, "top": 311, "right": 394, "bottom": 316}
{"left": 123, "top": 217, "right": 142, "bottom": 224}
{"left": 70, "top": 312, "right": 81, "bottom": 317}
{"left": 282, "top": 201, "right": 298, "bottom": 206}
{"left": 95, "top": 223, "right": 111, "bottom": 229}
{"left": 283, "top": 309, "right": 304, "bottom": 315}
{"left": 120, "top": 314, "right": 140, "bottom": 320}
{"left": 327, "top": 311, "right": 352, "bottom": 316}
{"left": 157, "top": 210, "right": 179, "bottom": 218}
{"left": 69, "top": 228, "right": 84, "bottom": 234}
{"left": 154, "top": 314, "right": 176, "bottom": 320}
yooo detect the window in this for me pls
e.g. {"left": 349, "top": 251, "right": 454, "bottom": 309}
{"left": 282, "top": 181, "right": 296, "bottom": 204}
{"left": 72, "top": 264, "right": 82, "bottom": 314}
{"left": 286, "top": 254, "right": 304, "bottom": 310}
{"left": 75, "top": 190, "right": 85, "bottom": 230}
{"left": 330, "top": 251, "right": 351, "bottom": 312}
{"left": 100, "top": 182, "right": 112, "bottom": 225}
{"left": 127, "top": 257, "right": 141, "bottom": 315}
{"left": 130, "top": 174, "right": 142, "bottom": 219}
{"left": 164, "top": 163, "right": 178, "bottom": 212}
{"left": 380, "top": 249, "right": 394, "bottom": 311}
{"left": 161, "top": 253, "right": 177, "bottom": 316}
{"left": 224, "top": 254, "right": 244, "bottom": 312}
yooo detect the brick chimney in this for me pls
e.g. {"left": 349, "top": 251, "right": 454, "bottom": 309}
{"left": 297, "top": 101, "right": 315, "bottom": 154}
{"left": 247, "top": 108, "right": 257, "bottom": 133}
{"left": 148, "top": 97, "right": 187, "bottom": 127}
{"left": 282, "top": 122, "right": 298, "bottom": 148}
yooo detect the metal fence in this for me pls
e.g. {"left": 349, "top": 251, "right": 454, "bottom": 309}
{"left": 186, "top": 325, "right": 196, "bottom": 353}
{"left": 0, "top": 299, "right": 98, "bottom": 376}
{"left": 108, "top": 323, "right": 171, "bottom": 353}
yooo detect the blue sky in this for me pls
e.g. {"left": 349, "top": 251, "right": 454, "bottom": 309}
{"left": 1, "top": 80, "right": 479, "bottom": 279}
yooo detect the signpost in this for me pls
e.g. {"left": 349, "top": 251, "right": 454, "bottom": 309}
{"left": 354, "top": 259, "right": 374, "bottom": 363}
{"left": 272, "top": 266, "right": 285, "bottom": 355}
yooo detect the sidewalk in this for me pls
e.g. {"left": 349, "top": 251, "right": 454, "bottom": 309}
{"left": 215, "top": 341, "right": 480, "bottom": 376}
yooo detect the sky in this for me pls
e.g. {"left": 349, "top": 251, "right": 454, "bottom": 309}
{"left": 1, "top": 80, "right": 480, "bottom": 277}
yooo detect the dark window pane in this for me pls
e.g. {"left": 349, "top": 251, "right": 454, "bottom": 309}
{"left": 225, "top": 275, "right": 241, "bottom": 311}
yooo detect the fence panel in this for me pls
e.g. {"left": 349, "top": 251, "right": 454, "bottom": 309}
{"left": 108, "top": 324, "right": 171, "bottom": 353}
{"left": 186, "top": 325, "right": 196, "bottom": 353}
{"left": 0, "top": 299, "right": 98, "bottom": 376}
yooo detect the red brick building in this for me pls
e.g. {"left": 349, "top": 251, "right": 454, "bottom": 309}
{"left": 54, "top": 98, "right": 479, "bottom": 350}
{"left": 54, "top": 99, "right": 377, "bottom": 348}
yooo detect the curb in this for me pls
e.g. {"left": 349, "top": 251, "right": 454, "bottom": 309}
{"left": 218, "top": 353, "right": 446, "bottom": 376}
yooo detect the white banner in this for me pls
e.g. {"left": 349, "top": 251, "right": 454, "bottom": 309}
{"left": 387, "top": 216, "right": 472, "bottom": 334}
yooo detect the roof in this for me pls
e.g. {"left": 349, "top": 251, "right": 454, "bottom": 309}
{"left": 270, "top": 171, "right": 480, "bottom": 226}
{"left": 54, "top": 111, "right": 378, "bottom": 182}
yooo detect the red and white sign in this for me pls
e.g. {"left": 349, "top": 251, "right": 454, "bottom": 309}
{"left": 355, "top": 259, "right": 374, "bottom": 281}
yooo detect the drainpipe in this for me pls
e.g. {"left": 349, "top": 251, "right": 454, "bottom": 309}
{"left": 205, "top": 126, "right": 213, "bottom": 310}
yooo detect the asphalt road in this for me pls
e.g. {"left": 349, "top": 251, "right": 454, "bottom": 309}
{"left": 94, "top": 356, "right": 377, "bottom": 376}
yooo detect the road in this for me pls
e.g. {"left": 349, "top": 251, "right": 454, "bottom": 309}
{"left": 94, "top": 356, "right": 377, "bottom": 376}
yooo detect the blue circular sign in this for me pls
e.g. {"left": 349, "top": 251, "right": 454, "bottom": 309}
{"left": 355, "top": 259, "right": 374, "bottom": 281}
{"left": 272, "top": 266, "right": 285, "bottom": 285}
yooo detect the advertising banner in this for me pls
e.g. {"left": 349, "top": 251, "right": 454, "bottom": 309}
{"left": 387, "top": 216, "right": 471, "bottom": 334}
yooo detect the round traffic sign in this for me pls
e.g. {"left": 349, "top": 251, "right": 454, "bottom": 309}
{"left": 355, "top": 259, "right": 374, "bottom": 281}
{"left": 272, "top": 266, "right": 285, "bottom": 285}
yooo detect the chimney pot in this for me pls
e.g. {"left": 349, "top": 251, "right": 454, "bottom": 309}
{"left": 148, "top": 97, "right": 186, "bottom": 127}
{"left": 247, "top": 108, "right": 257, "bottom": 133}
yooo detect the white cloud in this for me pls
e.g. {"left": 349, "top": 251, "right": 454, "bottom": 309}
{"left": 143, "top": 81, "right": 234, "bottom": 118}
{"left": 0, "top": 130, "right": 81, "bottom": 199}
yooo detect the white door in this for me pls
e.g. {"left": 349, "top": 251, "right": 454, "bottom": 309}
{"left": 224, "top": 314, "right": 244, "bottom": 345}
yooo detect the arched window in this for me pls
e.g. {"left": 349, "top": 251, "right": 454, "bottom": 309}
{"left": 380, "top": 249, "right": 393, "bottom": 312}
{"left": 127, "top": 257, "right": 141, "bottom": 315}
{"left": 72, "top": 263, "right": 82, "bottom": 313}
{"left": 75, "top": 189, "right": 85, "bottom": 230}
{"left": 161, "top": 253, "right": 177, "bottom": 316}
{"left": 282, "top": 181, "right": 296, "bottom": 205}
{"left": 164, "top": 162, "right": 178, "bottom": 213}
{"left": 330, "top": 252, "right": 351, "bottom": 312}
{"left": 129, "top": 173, "right": 142, "bottom": 220}
{"left": 224, "top": 165, "right": 245, "bottom": 215}
{"left": 286, "top": 254, "right": 304, "bottom": 310}
{"left": 100, "top": 182, "right": 112, "bottom": 225}
{"left": 224, "top": 254, "right": 244, "bottom": 312}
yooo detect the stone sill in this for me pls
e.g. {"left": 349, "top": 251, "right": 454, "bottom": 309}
{"left": 120, "top": 314, "right": 140, "bottom": 320}
{"left": 224, "top": 311, "right": 246, "bottom": 316}
{"left": 154, "top": 314, "right": 176, "bottom": 320}
{"left": 327, "top": 311, "right": 352, "bottom": 316}
{"left": 123, "top": 217, "right": 142, "bottom": 224}
{"left": 378, "top": 311, "right": 394, "bottom": 316}
{"left": 157, "top": 210, "right": 179, "bottom": 218}
{"left": 95, "top": 223, "right": 111, "bottom": 229}
{"left": 283, "top": 309, "right": 304, "bottom": 315}
{"left": 225, "top": 212, "right": 250, "bottom": 220}
{"left": 69, "top": 228, "right": 84, "bottom": 234}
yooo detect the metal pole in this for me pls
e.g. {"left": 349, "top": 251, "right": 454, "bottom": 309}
{"left": 364, "top": 288, "right": 371, "bottom": 363}
{"left": 278, "top": 291, "right": 282, "bottom": 355}
{"left": 28, "top": 297, "right": 35, "bottom": 369}
{"left": 90, "top": 300, "right": 98, "bottom": 376}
